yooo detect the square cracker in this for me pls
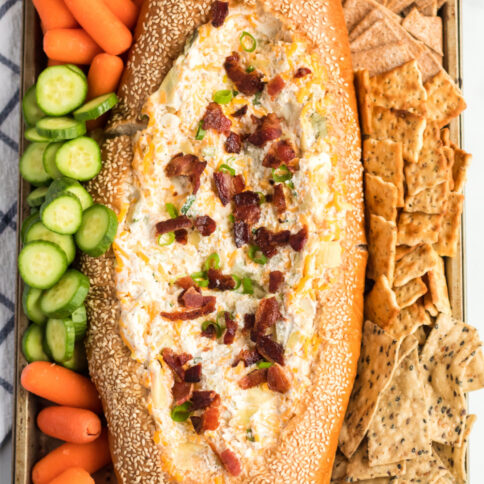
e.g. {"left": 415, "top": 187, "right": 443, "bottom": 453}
{"left": 365, "top": 173, "right": 398, "bottom": 223}
{"left": 441, "top": 127, "right": 451, "bottom": 147}
{"left": 367, "top": 213, "right": 397, "bottom": 282}
{"left": 338, "top": 320, "right": 400, "bottom": 458}
{"left": 394, "top": 243, "right": 438, "bottom": 287}
{"left": 425, "top": 70, "right": 467, "bottom": 128}
{"left": 434, "top": 192, "right": 464, "bottom": 257}
{"left": 385, "top": 301, "right": 431, "bottom": 340}
{"left": 370, "top": 106, "right": 426, "bottom": 164}
{"left": 350, "top": 18, "right": 402, "bottom": 52}
{"left": 404, "top": 181, "right": 449, "bottom": 214}
{"left": 365, "top": 275, "right": 399, "bottom": 329}
{"left": 427, "top": 255, "right": 451, "bottom": 314}
{"left": 363, "top": 138, "right": 405, "bottom": 206}
{"left": 442, "top": 146, "right": 455, "bottom": 190}
{"left": 397, "top": 212, "right": 443, "bottom": 246}
{"left": 404, "top": 121, "right": 447, "bottom": 195}
{"left": 402, "top": 8, "right": 443, "bottom": 55}
{"left": 451, "top": 143, "right": 472, "bottom": 194}
{"left": 394, "top": 277, "right": 428, "bottom": 308}
{"left": 462, "top": 349, "right": 484, "bottom": 393}
{"left": 368, "top": 349, "right": 431, "bottom": 466}
{"left": 355, "top": 69, "right": 373, "bottom": 136}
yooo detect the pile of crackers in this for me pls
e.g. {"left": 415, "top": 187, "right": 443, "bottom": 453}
{"left": 332, "top": 1, "right": 484, "bottom": 483}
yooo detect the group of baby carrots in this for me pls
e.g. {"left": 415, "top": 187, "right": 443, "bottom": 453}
{"left": 21, "top": 361, "right": 110, "bottom": 484}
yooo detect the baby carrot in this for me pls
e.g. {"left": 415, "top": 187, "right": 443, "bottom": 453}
{"left": 103, "top": 0, "right": 139, "bottom": 30}
{"left": 33, "top": 0, "right": 78, "bottom": 30}
{"left": 44, "top": 29, "right": 102, "bottom": 65}
{"left": 47, "top": 467, "right": 94, "bottom": 484}
{"left": 64, "top": 0, "right": 132, "bottom": 55}
{"left": 87, "top": 53, "right": 124, "bottom": 99}
{"left": 21, "top": 362, "right": 102, "bottom": 413}
{"left": 32, "top": 429, "right": 111, "bottom": 484}
{"left": 37, "top": 406, "right": 101, "bottom": 444}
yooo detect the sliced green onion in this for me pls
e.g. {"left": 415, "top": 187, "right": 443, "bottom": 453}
{"left": 157, "top": 232, "right": 175, "bottom": 246}
{"left": 190, "top": 271, "right": 209, "bottom": 287}
{"left": 272, "top": 164, "right": 293, "bottom": 183}
{"left": 171, "top": 401, "right": 192, "bottom": 422}
{"left": 246, "top": 65, "right": 255, "bottom": 73}
{"left": 165, "top": 203, "right": 178, "bottom": 219}
{"left": 181, "top": 195, "right": 196, "bottom": 215}
{"left": 198, "top": 279, "right": 209, "bottom": 288}
{"left": 195, "top": 120, "right": 206, "bottom": 140}
{"left": 253, "top": 91, "right": 262, "bottom": 106}
{"left": 233, "top": 90, "right": 239, "bottom": 97}
{"left": 216, "top": 311, "right": 227, "bottom": 327}
{"left": 213, "top": 89, "right": 233, "bottom": 105}
{"left": 218, "top": 164, "right": 236, "bottom": 176}
{"left": 256, "top": 192, "right": 266, "bottom": 204}
{"left": 246, "top": 428, "right": 255, "bottom": 442}
{"left": 240, "top": 31, "right": 257, "bottom": 52}
{"left": 228, "top": 214, "right": 235, "bottom": 224}
{"left": 257, "top": 361, "right": 273, "bottom": 369}
{"left": 242, "top": 277, "right": 254, "bottom": 295}
{"left": 201, "top": 320, "right": 223, "bottom": 338}
{"left": 248, "top": 245, "right": 268, "bottom": 265}
{"left": 231, "top": 274, "right": 242, "bottom": 290}
{"left": 204, "top": 252, "right": 220, "bottom": 271}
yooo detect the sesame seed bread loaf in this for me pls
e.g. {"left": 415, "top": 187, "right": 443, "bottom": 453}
{"left": 83, "top": 1, "right": 366, "bottom": 482}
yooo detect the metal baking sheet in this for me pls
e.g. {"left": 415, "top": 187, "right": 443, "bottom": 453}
{"left": 12, "top": 0, "right": 466, "bottom": 482}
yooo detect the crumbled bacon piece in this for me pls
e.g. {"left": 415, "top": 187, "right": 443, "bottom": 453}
{"left": 202, "top": 102, "right": 232, "bottom": 135}
{"left": 201, "top": 324, "right": 217, "bottom": 339}
{"left": 224, "top": 131, "right": 242, "bottom": 154}
{"left": 190, "top": 416, "right": 202, "bottom": 434}
{"left": 232, "top": 105, "right": 248, "bottom": 118}
{"left": 238, "top": 368, "right": 267, "bottom": 389}
{"left": 256, "top": 335, "right": 285, "bottom": 366}
{"left": 233, "top": 220, "right": 249, "bottom": 248}
{"left": 247, "top": 113, "right": 282, "bottom": 147}
{"left": 160, "top": 296, "right": 216, "bottom": 321}
{"left": 207, "top": 269, "right": 236, "bottom": 291}
{"left": 269, "top": 271, "right": 284, "bottom": 293}
{"left": 272, "top": 184, "right": 286, "bottom": 215}
{"left": 219, "top": 449, "right": 242, "bottom": 477}
{"left": 155, "top": 215, "right": 191, "bottom": 235}
{"left": 201, "top": 404, "right": 220, "bottom": 431}
{"left": 254, "top": 297, "right": 281, "bottom": 336}
{"left": 180, "top": 286, "right": 203, "bottom": 308}
{"left": 194, "top": 215, "right": 216, "bottom": 236}
{"left": 253, "top": 227, "right": 290, "bottom": 258}
{"left": 165, "top": 153, "right": 207, "bottom": 194}
{"left": 184, "top": 363, "right": 202, "bottom": 383}
{"left": 223, "top": 313, "right": 238, "bottom": 345}
{"left": 191, "top": 390, "right": 220, "bottom": 410}
{"left": 224, "top": 52, "right": 264, "bottom": 95}
{"left": 162, "top": 348, "right": 192, "bottom": 381}
{"left": 289, "top": 226, "right": 308, "bottom": 252}
{"left": 232, "top": 348, "right": 262, "bottom": 367}
{"left": 233, "top": 191, "right": 261, "bottom": 225}
{"left": 176, "top": 276, "right": 196, "bottom": 290}
{"left": 175, "top": 229, "right": 188, "bottom": 245}
{"left": 243, "top": 313, "right": 255, "bottom": 330}
{"left": 262, "top": 140, "right": 296, "bottom": 169}
{"left": 213, "top": 172, "right": 245, "bottom": 206}
{"left": 172, "top": 381, "right": 193, "bottom": 406}
{"left": 267, "top": 364, "right": 291, "bottom": 393}
{"left": 267, "top": 75, "right": 285, "bottom": 97}
{"left": 210, "top": 1, "right": 228, "bottom": 27}
{"left": 294, "top": 67, "right": 311, "bottom": 78}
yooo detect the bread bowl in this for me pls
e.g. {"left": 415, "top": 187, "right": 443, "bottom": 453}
{"left": 81, "top": 1, "right": 366, "bottom": 481}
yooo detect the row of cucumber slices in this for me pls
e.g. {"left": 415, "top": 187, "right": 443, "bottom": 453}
{"left": 19, "top": 64, "right": 120, "bottom": 370}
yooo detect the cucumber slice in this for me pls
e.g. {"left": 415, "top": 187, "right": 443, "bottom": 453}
{"left": 62, "top": 342, "right": 87, "bottom": 372}
{"left": 36, "top": 65, "right": 88, "bottom": 116}
{"left": 27, "top": 186, "right": 49, "bottom": 208}
{"left": 18, "top": 241, "right": 67, "bottom": 289}
{"left": 45, "top": 318, "right": 76, "bottom": 362}
{"left": 48, "top": 177, "right": 93, "bottom": 211}
{"left": 22, "top": 324, "right": 50, "bottom": 363}
{"left": 73, "top": 93, "right": 119, "bottom": 121}
{"left": 43, "top": 142, "right": 63, "bottom": 179}
{"left": 55, "top": 137, "right": 101, "bottom": 181}
{"left": 36, "top": 117, "right": 86, "bottom": 141}
{"left": 21, "top": 213, "right": 41, "bottom": 242}
{"left": 40, "top": 269, "right": 90, "bottom": 318}
{"left": 40, "top": 191, "right": 83, "bottom": 235}
{"left": 65, "top": 64, "right": 86, "bottom": 79}
{"left": 22, "top": 286, "right": 47, "bottom": 326}
{"left": 20, "top": 143, "right": 51, "bottom": 186}
{"left": 22, "top": 85, "right": 45, "bottom": 127}
{"left": 75, "top": 204, "right": 118, "bottom": 257}
{"left": 25, "top": 127, "right": 50, "bottom": 142}
{"left": 25, "top": 221, "right": 76, "bottom": 265}
{"left": 71, "top": 304, "right": 87, "bottom": 340}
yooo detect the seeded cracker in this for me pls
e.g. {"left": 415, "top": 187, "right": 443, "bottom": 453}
{"left": 365, "top": 173, "right": 398, "bottom": 222}
{"left": 450, "top": 143, "right": 472, "bottom": 194}
{"left": 338, "top": 321, "right": 400, "bottom": 459}
{"left": 367, "top": 349, "right": 431, "bottom": 466}
{"left": 427, "top": 255, "right": 451, "bottom": 314}
{"left": 363, "top": 139, "right": 405, "bottom": 206}
{"left": 421, "top": 314, "right": 482, "bottom": 445}
{"left": 414, "top": 325, "right": 429, "bottom": 346}
{"left": 462, "top": 349, "right": 484, "bottom": 393}
{"left": 385, "top": 301, "right": 431, "bottom": 341}
{"left": 331, "top": 450, "right": 347, "bottom": 480}
{"left": 397, "top": 212, "right": 443, "bottom": 246}
{"left": 364, "top": 275, "right": 399, "bottom": 329}
{"left": 397, "top": 451, "right": 450, "bottom": 483}
{"left": 394, "top": 277, "right": 428, "bottom": 309}
{"left": 393, "top": 243, "right": 438, "bottom": 287}
{"left": 402, "top": 8, "right": 443, "bottom": 56}
{"left": 434, "top": 192, "right": 464, "bottom": 257}
{"left": 424, "top": 70, "right": 467, "bottom": 128}
{"left": 404, "top": 181, "right": 449, "bottom": 214}
{"left": 367, "top": 214, "right": 397, "bottom": 282}
{"left": 370, "top": 106, "right": 426, "bottom": 164}
{"left": 434, "top": 414, "right": 476, "bottom": 484}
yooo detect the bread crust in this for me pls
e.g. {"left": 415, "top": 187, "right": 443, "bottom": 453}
{"left": 84, "top": 1, "right": 365, "bottom": 482}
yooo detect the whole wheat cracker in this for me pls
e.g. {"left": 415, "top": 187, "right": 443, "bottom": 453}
{"left": 434, "top": 192, "right": 464, "bottom": 257}
{"left": 450, "top": 143, "right": 472, "bottom": 194}
{"left": 402, "top": 7, "right": 443, "bottom": 55}
{"left": 349, "top": 2, "right": 402, "bottom": 41}
{"left": 365, "top": 173, "right": 398, "bottom": 222}
{"left": 367, "top": 213, "right": 397, "bottom": 282}
{"left": 462, "top": 349, "right": 484, "bottom": 393}
{"left": 343, "top": 0, "right": 376, "bottom": 31}
{"left": 397, "top": 212, "right": 443, "bottom": 246}
{"left": 427, "top": 255, "right": 451, "bottom": 314}
{"left": 393, "top": 243, "right": 438, "bottom": 287}
{"left": 350, "top": 18, "right": 402, "bottom": 52}
{"left": 414, "top": 0, "right": 438, "bottom": 15}
{"left": 365, "top": 275, "right": 400, "bottom": 328}
{"left": 386, "top": 0, "right": 415, "bottom": 14}
{"left": 415, "top": 43, "right": 443, "bottom": 83}
{"left": 394, "top": 277, "right": 428, "bottom": 308}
